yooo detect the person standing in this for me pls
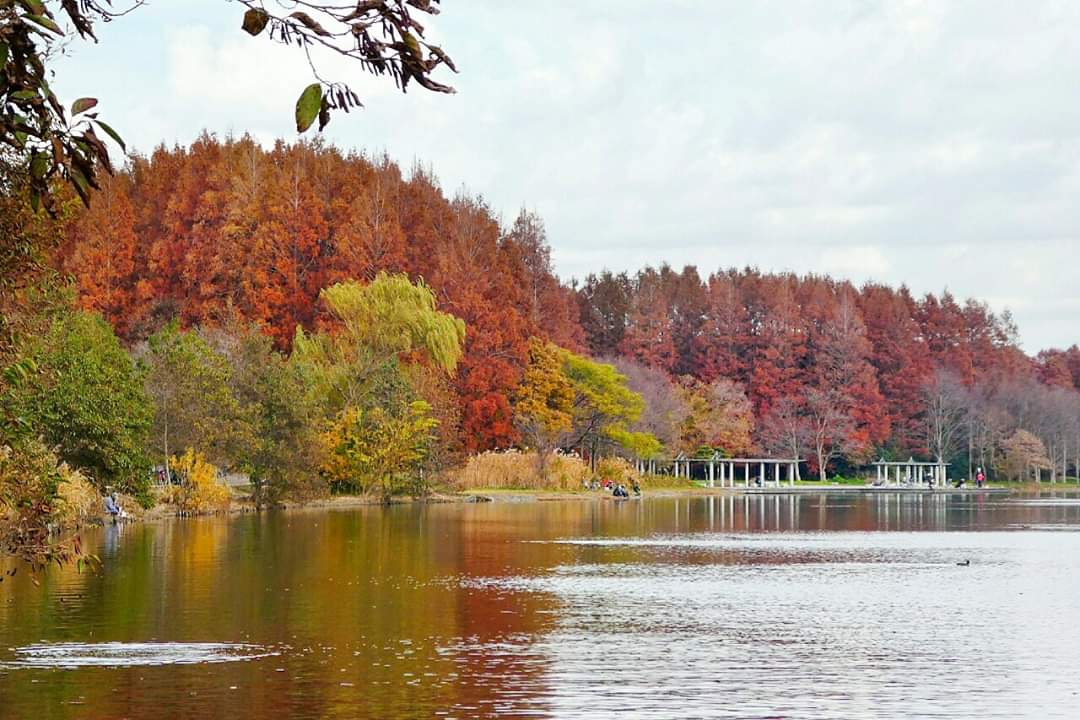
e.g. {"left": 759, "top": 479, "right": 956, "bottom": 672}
{"left": 976, "top": 467, "right": 985, "bottom": 488}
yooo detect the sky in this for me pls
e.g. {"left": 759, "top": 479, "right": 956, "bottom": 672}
{"left": 53, "top": 0, "right": 1080, "bottom": 352}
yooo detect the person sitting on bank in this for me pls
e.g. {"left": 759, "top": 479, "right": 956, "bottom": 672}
{"left": 632, "top": 480, "right": 641, "bottom": 496}
{"left": 103, "top": 492, "right": 127, "bottom": 519}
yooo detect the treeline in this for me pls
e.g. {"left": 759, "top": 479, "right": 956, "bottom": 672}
{"left": 1, "top": 273, "right": 468, "bottom": 512}
{"left": 55, "top": 134, "right": 581, "bottom": 454}
{"left": 577, "top": 267, "right": 1080, "bottom": 479}
{"left": 48, "top": 135, "right": 1080, "bottom": 481}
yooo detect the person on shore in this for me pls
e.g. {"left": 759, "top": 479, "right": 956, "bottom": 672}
{"left": 103, "top": 492, "right": 127, "bottom": 519}
{"left": 632, "top": 480, "right": 641, "bottom": 496}
{"left": 976, "top": 467, "right": 985, "bottom": 488}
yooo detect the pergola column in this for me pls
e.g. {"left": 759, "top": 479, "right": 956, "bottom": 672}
{"left": 744, "top": 462, "right": 750, "bottom": 488}
{"left": 774, "top": 463, "right": 780, "bottom": 486}
{"left": 708, "top": 459, "right": 715, "bottom": 488}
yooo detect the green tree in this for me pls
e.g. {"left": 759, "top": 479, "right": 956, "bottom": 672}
{"left": 211, "top": 324, "right": 324, "bottom": 506}
{"left": 293, "top": 273, "right": 465, "bottom": 500}
{"left": 1, "top": 309, "right": 152, "bottom": 497}
{"left": 563, "top": 350, "right": 651, "bottom": 464}
{"left": 293, "top": 272, "right": 465, "bottom": 412}
{"left": 139, "top": 321, "right": 248, "bottom": 475}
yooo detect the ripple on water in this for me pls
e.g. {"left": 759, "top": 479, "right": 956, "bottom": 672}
{"left": 1, "top": 642, "right": 278, "bottom": 669}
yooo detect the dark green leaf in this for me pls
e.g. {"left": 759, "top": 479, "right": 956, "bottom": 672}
{"left": 23, "top": 14, "right": 63, "bottom": 36}
{"left": 93, "top": 120, "right": 126, "bottom": 151}
{"left": 29, "top": 151, "right": 47, "bottom": 179}
{"left": 295, "top": 83, "right": 323, "bottom": 133}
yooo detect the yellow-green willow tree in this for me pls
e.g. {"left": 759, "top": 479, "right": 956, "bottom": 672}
{"left": 293, "top": 272, "right": 466, "bottom": 497}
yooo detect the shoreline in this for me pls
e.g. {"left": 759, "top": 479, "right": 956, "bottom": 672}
{"left": 88, "top": 481, "right": 1079, "bottom": 527}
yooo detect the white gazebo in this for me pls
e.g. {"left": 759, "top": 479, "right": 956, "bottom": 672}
{"left": 664, "top": 453, "right": 802, "bottom": 488}
{"left": 871, "top": 457, "right": 949, "bottom": 486}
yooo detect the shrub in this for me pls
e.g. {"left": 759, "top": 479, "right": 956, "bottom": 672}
{"left": 452, "top": 449, "right": 590, "bottom": 491}
{"left": 164, "top": 449, "right": 230, "bottom": 514}
{"left": 1, "top": 440, "right": 88, "bottom": 567}
{"left": 595, "top": 456, "right": 640, "bottom": 487}
{"left": 52, "top": 468, "right": 100, "bottom": 527}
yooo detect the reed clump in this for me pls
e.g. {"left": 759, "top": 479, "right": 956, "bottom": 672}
{"left": 452, "top": 450, "right": 590, "bottom": 491}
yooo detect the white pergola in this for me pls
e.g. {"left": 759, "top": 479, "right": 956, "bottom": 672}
{"left": 871, "top": 457, "right": 950, "bottom": 486}
{"left": 645, "top": 453, "right": 802, "bottom": 488}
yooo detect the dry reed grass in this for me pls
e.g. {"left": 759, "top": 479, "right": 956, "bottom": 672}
{"left": 452, "top": 450, "right": 590, "bottom": 491}
{"left": 52, "top": 468, "right": 100, "bottom": 527}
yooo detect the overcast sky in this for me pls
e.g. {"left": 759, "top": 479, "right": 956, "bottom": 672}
{"left": 54, "top": 0, "right": 1080, "bottom": 351}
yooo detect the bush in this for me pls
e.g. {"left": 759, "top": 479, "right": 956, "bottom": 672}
{"left": 52, "top": 468, "right": 100, "bottom": 527}
{"left": 595, "top": 456, "right": 640, "bottom": 487}
{"left": 452, "top": 449, "right": 590, "bottom": 491}
{"left": 1, "top": 440, "right": 88, "bottom": 566}
{"left": 164, "top": 449, "right": 230, "bottom": 514}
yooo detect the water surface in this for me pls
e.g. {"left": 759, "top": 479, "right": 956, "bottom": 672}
{"left": 2, "top": 492, "right": 1079, "bottom": 718}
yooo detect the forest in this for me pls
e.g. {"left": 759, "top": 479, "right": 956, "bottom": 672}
{"left": 3, "top": 134, "right": 1080, "bottom": 543}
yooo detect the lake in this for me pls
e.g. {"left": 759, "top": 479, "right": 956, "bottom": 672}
{"left": 2, "top": 492, "right": 1080, "bottom": 719}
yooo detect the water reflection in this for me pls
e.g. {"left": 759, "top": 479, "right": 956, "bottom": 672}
{"left": 1, "top": 493, "right": 1079, "bottom": 718}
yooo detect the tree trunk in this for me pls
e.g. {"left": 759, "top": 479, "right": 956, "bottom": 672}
{"left": 163, "top": 401, "right": 170, "bottom": 482}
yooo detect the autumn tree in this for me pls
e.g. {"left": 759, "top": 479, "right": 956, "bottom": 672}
{"left": 505, "top": 210, "right": 585, "bottom": 351}
{"left": 321, "top": 401, "right": 439, "bottom": 502}
{"left": 807, "top": 285, "right": 888, "bottom": 461}
{"left": 678, "top": 377, "right": 755, "bottom": 457}
{"left": 607, "top": 356, "right": 688, "bottom": 453}
{"left": 619, "top": 267, "right": 677, "bottom": 372}
{"left": 858, "top": 284, "right": 930, "bottom": 455}
{"left": 577, "top": 271, "right": 632, "bottom": 358}
{"left": 513, "top": 338, "right": 575, "bottom": 479}
{"left": 998, "top": 429, "right": 1052, "bottom": 482}
{"left": 757, "top": 397, "right": 809, "bottom": 480}
{"left": 693, "top": 271, "right": 750, "bottom": 385}
{"left": 55, "top": 174, "right": 141, "bottom": 337}
{"left": 804, "top": 388, "right": 858, "bottom": 481}
{"left": 923, "top": 369, "right": 969, "bottom": 466}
